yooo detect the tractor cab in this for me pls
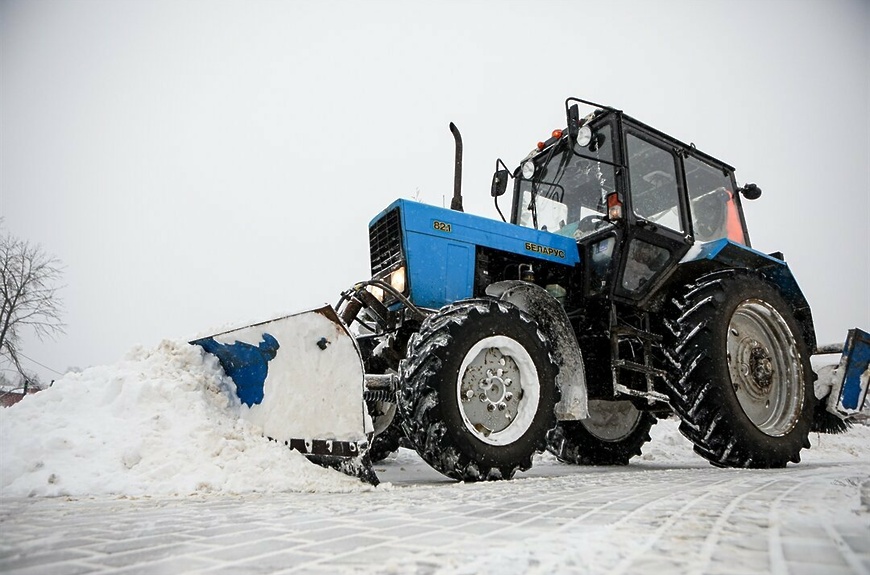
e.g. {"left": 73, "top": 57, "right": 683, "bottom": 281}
{"left": 503, "top": 99, "right": 756, "bottom": 307}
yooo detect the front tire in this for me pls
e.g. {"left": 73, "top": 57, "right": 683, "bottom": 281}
{"left": 664, "top": 270, "right": 813, "bottom": 468}
{"left": 546, "top": 400, "right": 656, "bottom": 465}
{"left": 399, "top": 299, "right": 559, "bottom": 481}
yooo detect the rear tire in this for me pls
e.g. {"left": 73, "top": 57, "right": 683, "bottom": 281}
{"left": 399, "top": 299, "right": 559, "bottom": 481}
{"left": 546, "top": 400, "right": 656, "bottom": 465}
{"left": 664, "top": 270, "right": 813, "bottom": 468}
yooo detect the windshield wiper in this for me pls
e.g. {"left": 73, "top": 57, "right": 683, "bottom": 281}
{"left": 527, "top": 143, "right": 563, "bottom": 230}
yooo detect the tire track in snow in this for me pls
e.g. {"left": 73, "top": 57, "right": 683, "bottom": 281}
{"left": 689, "top": 476, "right": 783, "bottom": 575}
{"left": 596, "top": 473, "right": 741, "bottom": 575}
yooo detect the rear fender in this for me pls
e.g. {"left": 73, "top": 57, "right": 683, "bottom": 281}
{"left": 678, "top": 239, "right": 817, "bottom": 351}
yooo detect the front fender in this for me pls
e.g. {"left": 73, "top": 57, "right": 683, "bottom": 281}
{"left": 485, "top": 281, "right": 588, "bottom": 421}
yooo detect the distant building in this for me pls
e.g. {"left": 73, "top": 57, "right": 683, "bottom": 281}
{"left": 0, "top": 387, "right": 39, "bottom": 408}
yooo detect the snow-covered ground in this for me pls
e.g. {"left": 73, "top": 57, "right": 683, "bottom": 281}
{"left": 1, "top": 339, "right": 868, "bottom": 574}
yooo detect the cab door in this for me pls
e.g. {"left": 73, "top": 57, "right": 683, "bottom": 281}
{"left": 613, "top": 127, "right": 692, "bottom": 304}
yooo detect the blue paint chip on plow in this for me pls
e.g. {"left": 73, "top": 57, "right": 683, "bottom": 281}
{"left": 191, "top": 333, "right": 280, "bottom": 407}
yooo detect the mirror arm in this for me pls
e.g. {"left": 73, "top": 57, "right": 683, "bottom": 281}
{"left": 491, "top": 158, "right": 512, "bottom": 222}
{"left": 493, "top": 197, "right": 507, "bottom": 223}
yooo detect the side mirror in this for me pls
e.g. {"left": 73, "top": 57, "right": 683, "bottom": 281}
{"left": 491, "top": 169, "right": 509, "bottom": 197}
{"left": 738, "top": 183, "right": 762, "bottom": 200}
{"left": 567, "top": 104, "right": 580, "bottom": 142}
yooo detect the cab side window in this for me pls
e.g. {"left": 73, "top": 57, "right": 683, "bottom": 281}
{"left": 684, "top": 155, "right": 745, "bottom": 244}
{"left": 626, "top": 133, "right": 683, "bottom": 233}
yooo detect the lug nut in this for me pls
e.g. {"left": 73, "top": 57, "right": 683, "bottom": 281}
{"left": 487, "top": 404, "right": 495, "bottom": 412}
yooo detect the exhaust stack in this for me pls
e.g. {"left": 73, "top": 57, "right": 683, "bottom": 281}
{"left": 449, "top": 122, "right": 463, "bottom": 212}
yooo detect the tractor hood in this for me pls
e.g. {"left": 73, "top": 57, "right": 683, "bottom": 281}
{"left": 368, "top": 199, "right": 579, "bottom": 310}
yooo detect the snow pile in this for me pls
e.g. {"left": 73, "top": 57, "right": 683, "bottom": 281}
{"left": 0, "top": 340, "right": 372, "bottom": 498}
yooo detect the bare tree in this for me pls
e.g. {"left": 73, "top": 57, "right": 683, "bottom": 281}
{"left": 0, "top": 222, "right": 65, "bottom": 380}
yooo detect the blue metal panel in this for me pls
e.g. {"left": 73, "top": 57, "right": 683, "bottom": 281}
{"left": 681, "top": 238, "right": 786, "bottom": 266}
{"left": 370, "top": 200, "right": 579, "bottom": 309}
{"left": 838, "top": 328, "right": 870, "bottom": 412}
{"left": 446, "top": 243, "right": 474, "bottom": 302}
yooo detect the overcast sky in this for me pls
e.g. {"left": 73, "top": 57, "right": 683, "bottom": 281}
{"left": 2, "top": 0, "right": 868, "bottom": 383}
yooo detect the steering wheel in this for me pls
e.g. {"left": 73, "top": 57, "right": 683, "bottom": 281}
{"left": 577, "top": 214, "right": 607, "bottom": 233}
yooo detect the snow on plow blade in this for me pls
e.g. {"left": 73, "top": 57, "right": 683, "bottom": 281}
{"left": 190, "top": 306, "right": 377, "bottom": 485}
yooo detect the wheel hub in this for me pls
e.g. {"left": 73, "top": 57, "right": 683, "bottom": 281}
{"left": 460, "top": 348, "right": 521, "bottom": 435}
{"left": 748, "top": 343, "right": 773, "bottom": 389}
{"left": 726, "top": 299, "right": 803, "bottom": 437}
{"left": 734, "top": 338, "right": 774, "bottom": 396}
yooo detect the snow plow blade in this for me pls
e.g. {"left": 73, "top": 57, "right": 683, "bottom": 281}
{"left": 190, "top": 306, "right": 377, "bottom": 485}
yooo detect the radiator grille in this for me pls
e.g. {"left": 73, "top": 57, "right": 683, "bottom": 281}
{"left": 369, "top": 208, "right": 403, "bottom": 276}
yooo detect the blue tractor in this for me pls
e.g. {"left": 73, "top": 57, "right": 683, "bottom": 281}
{"left": 195, "top": 98, "right": 868, "bottom": 484}
{"left": 333, "top": 97, "right": 868, "bottom": 481}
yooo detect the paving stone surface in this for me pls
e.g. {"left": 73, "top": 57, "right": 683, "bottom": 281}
{"left": 1, "top": 453, "right": 868, "bottom": 574}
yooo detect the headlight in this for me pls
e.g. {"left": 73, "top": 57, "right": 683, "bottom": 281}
{"left": 367, "top": 284, "right": 385, "bottom": 302}
{"left": 522, "top": 160, "right": 535, "bottom": 179}
{"left": 390, "top": 266, "right": 406, "bottom": 293}
{"left": 576, "top": 126, "right": 593, "bottom": 147}
{"left": 577, "top": 126, "right": 592, "bottom": 148}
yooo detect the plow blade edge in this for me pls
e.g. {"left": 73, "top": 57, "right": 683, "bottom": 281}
{"left": 191, "top": 306, "right": 377, "bottom": 484}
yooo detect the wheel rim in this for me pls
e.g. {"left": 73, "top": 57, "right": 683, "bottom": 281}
{"left": 726, "top": 299, "right": 804, "bottom": 437}
{"left": 582, "top": 400, "right": 642, "bottom": 442}
{"left": 457, "top": 336, "right": 540, "bottom": 445}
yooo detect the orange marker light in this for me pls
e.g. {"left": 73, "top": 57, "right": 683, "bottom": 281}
{"left": 552, "top": 129, "right": 563, "bottom": 139}
{"left": 537, "top": 141, "right": 545, "bottom": 150}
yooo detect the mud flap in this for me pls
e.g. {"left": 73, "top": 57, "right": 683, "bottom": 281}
{"left": 191, "top": 306, "right": 378, "bottom": 485}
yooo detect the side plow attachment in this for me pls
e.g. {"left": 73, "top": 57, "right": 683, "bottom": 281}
{"left": 827, "top": 328, "right": 870, "bottom": 417}
{"left": 191, "top": 306, "right": 378, "bottom": 485}
{"left": 814, "top": 328, "right": 870, "bottom": 432}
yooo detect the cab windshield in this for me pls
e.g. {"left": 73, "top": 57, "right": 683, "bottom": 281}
{"left": 515, "top": 123, "right": 617, "bottom": 240}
